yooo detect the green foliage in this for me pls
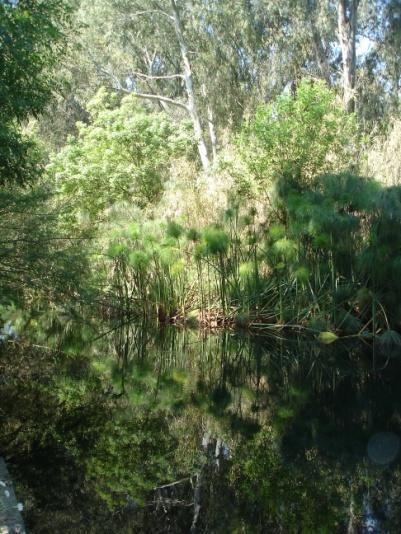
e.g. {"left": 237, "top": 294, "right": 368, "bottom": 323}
{"left": 47, "top": 89, "right": 192, "bottom": 219}
{"left": 203, "top": 226, "right": 229, "bottom": 256}
{"left": 3, "top": 2, "right": 401, "bottom": 529}
{"left": 0, "top": 0, "right": 91, "bottom": 315}
{"left": 272, "top": 237, "right": 297, "bottom": 260}
{"left": 105, "top": 219, "right": 191, "bottom": 318}
{"left": 0, "top": 0, "right": 71, "bottom": 185}
{"left": 87, "top": 77, "right": 401, "bottom": 334}
{"left": 166, "top": 220, "right": 184, "bottom": 240}
{"left": 0, "top": 187, "right": 90, "bottom": 310}
{"left": 230, "top": 422, "right": 354, "bottom": 531}
{"left": 128, "top": 250, "right": 150, "bottom": 271}
{"left": 379, "top": 329, "right": 401, "bottom": 348}
{"left": 87, "top": 411, "right": 177, "bottom": 507}
{"left": 187, "top": 228, "right": 201, "bottom": 242}
{"left": 318, "top": 331, "right": 339, "bottom": 344}
{"left": 101, "top": 156, "right": 401, "bottom": 333}
{"left": 240, "top": 80, "right": 357, "bottom": 192}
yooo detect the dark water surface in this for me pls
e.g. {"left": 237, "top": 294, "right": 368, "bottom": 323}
{"left": 1, "top": 324, "right": 401, "bottom": 533}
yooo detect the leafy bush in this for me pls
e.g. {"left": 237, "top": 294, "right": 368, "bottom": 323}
{"left": 48, "top": 88, "right": 192, "bottom": 219}
{"left": 239, "top": 80, "right": 358, "bottom": 192}
{"left": 43, "top": 79, "right": 401, "bottom": 335}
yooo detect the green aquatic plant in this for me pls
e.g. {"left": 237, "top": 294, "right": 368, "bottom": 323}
{"left": 203, "top": 226, "right": 230, "bottom": 256}
{"left": 166, "top": 220, "right": 184, "bottom": 240}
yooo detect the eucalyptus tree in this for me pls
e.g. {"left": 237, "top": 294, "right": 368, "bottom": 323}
{"left": 74, "top": 0, "right": 340, "bottom": 170}
{"left": 75, "top": 0, "right": 259, "bottom": 168}
{"left": 77, "top": 0, "right": 212, "bottom": 170}
{"left": 41, "top": 0, "right": 399, "bottom": 160}
{"left": 337, "top": 0, "right": 359, "bottom": 112}
{"left": 357, "top": 0, "right": 401, "bottom": 122}
{"left": 380, "top": 0, "right": 401, "bottom": 109}
{"left": 336, "top": 0, "right": 401, "bottom": 119}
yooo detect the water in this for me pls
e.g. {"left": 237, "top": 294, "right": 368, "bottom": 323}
{"left": 1, "top": 323, "right": 401, "bottom": 533}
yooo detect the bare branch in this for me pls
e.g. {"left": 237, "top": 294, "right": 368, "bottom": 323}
{"left": 153, "top": 477, "right": 193, "bottom": 491}
{"left": 128, "top": 91, "right": 189, "bottom": 111}
{"left": 127, "top": 9, "right": 174, "bottom": 21}
{"left": 131, "top": 71, "right": 184, "bottom": 81}
{"left": 91, "top": 62, "right": 188, "bottom": 112}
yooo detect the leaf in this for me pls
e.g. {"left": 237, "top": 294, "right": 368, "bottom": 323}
{"left": 318, "top": 331, "right": 338, "bottom": 344}
{"left": 378, "top": 330, "right": 401, "bottom": 347}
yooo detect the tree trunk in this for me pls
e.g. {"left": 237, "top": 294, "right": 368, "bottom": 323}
{"left": 308, "top": 7, "right": 331, "bottom": 85}
{"left": 312, "top": 29, "right": 331, "bottom": 85}
{"left": 171, "top": 0, "right": 210, "bottom": 171}
{"left": 202, "top": 84, "right": 217, "bottom": 161}
{"left": 207, "top": 105, "right": 217, "bottom": 161}
{"left": 337, "top": 0, "right": 358, "bottom": 112}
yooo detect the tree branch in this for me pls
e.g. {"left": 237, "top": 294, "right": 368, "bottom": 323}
{"left": 153, "top": 477, "right": 193, "bottom": 491}
{"left": 92, "top": 61, "right": 189, "bottom": 112}
{"left": 121, "top": 89, "right": 189, "bottom": 111}
{"left": 131, "top": 70, "right": 184, "bottom": 80}
{"left": 127, "top": 9, "right": 174, "bottom": 21}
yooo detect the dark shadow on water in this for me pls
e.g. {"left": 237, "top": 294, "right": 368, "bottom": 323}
{"left": 2, "top": 323, "right": 401, "bottom": 532}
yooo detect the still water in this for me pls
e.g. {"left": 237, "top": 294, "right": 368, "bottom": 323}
{"left": 1, "top": 323, "right": 401, "bottom": 533}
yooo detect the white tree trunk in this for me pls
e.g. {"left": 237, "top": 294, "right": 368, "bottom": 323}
{"left": 207, "top": 105, "right": 217, "bottom": 161}
{"left": 171, "top": 0, "right": 210, "bottom": 171}
{"left": 338, "top": 0, "right": 358, "bottom": 112}
{"left": 202, "top": 83, "right": 217, "bottom": 161}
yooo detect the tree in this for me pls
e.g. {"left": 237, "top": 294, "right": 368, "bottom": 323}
{"left": 240, "top": 80, "right": 357, "bottom": 193}
{"left": 0, "top": 187, "right": 90, "bottom": 308}
{"left": 76, "top": 0, "right": 211, "bottom": 171}
{"left": 67, "top": 0, "right": 339, "bottom": 171}
{"left": 0, "top": 0, "right": 72, "bottom": 184}
{"left": 170, "top": 0, "right": 210, "bottom": 170}
{"left": 337, "top": 0, "right": 359, "bottom": 112}
{"left": 0, "top": 0, "right": 88, "bottom": 311}
{"left": 380, "top": 0, "right": 401, "bottom": 110}
{"left": 359, "top": 0, "right": 401, "bottom": 120}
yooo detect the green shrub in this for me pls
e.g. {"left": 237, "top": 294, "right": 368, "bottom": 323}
{"left": 239, "top": 79, "right": 357, "bottom": 192}
{"left": 47, "top": 89, "right": 192, "bottom": 220}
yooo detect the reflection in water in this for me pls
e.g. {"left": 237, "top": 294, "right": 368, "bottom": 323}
{"left": 367, "top": 432, "right": 400, "bottom": 466}
{"left": 1, "top": 323, "right": 401, "bottom": 532}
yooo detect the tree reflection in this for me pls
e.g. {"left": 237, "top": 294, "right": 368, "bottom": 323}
{"left": 2, "top": 326, "right": 401, "bottom": 532}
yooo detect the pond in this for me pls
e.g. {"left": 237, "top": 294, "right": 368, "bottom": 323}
{"left": 1, "top": 323, "right": 401, "bottom": 533}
